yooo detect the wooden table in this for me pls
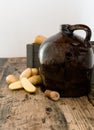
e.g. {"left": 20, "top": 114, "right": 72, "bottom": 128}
{"left": 0, "top": 58, "right": 94, "bottom": 130}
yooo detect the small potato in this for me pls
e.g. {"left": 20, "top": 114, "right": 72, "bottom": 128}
{"left": 9, "top": 81, "right": 23, "bottom": 90}
{"left": 20, "top": 68, "right": 32, "bottom": 79}
{"left": 31, "top": 68, "right": 39, "bottom": 75}
{"left": 33, "top": 35, "right": 46, "bottom": 44}
{"left": 28, "top": 75, "right": 42, "bottom": 85}
{"left": 21, "top": 78, "right": 36, "bottom": 93}
{"left": 6, "top": 75, "right": 18, "bottom": 84}
{"left": 44, "top": 90, "right": 60, "bottom": 101}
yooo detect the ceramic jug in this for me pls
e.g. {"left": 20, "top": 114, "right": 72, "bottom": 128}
{"left": 39, "top": 24, "right": 94, "bottom": 97}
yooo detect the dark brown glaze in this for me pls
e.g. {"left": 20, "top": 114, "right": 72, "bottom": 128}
{"left": 39, "top": 24, "right": 94, "bottom": 97}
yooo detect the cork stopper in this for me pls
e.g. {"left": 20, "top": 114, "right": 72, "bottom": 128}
{"left": 44, "top": 90, "right": 60, "bottom": 101}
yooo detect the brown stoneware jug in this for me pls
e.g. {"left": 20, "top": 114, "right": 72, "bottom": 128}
{"left": 39, "top": 24, "right": 94, "bottom": 97}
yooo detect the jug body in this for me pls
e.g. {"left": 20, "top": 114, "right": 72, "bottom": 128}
{"left": 39, "top": 24, "right": 94, "bottom": 97}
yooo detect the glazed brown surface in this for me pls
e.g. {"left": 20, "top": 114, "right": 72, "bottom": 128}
{"left": 39, "top": 24, "right": 93, "bottom": 97}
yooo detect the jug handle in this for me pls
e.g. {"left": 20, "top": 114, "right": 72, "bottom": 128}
{"left": 69, "top": 24, "right": 91, "bottom": 42}
{"left": 61, "top": 24, "right": 91, "bottom": 43}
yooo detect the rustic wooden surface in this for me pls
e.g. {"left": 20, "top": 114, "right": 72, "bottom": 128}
{"left": 0, "top": 58, "right": 94, "bottom": 130}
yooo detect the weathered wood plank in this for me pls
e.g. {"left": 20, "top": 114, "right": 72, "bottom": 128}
{"left": 0, "top": 58, "right": 94, "bottom": 130}
{"left": 0, "top": 89, "right": 68, "bottom": 130}
{"left": 0, "top": 58, "right": 68, "bottom": 130}
{"left": 58, "top": 97, "right": 94, "bottom": 130}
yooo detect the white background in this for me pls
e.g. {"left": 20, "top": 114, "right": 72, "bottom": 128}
{"left": 0, "top": 0, "right": 94, "bottom": 57}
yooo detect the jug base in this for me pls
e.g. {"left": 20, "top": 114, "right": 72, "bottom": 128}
{"left": 41, "top": 83, "right": 90, "bottom": 97}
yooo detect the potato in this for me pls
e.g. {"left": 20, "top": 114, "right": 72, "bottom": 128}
{"left": 21, "top": 78, "right": 36, "bottom": 93}
{"left": 28, "top": 75, "right": 42, "bottom": 85}
{"left": 20, "top": 68, "right": 32, "bottom": 79}
{"left": 9, "top": 81, "right": 23, "bottom": 90}
{"left": 33, "top": 35, "right": 46, "bottom": 44}
{"left": 31, "top": 68, "right": 39, "bottom": 75}
{"left": 6, "top": 75, "right": 18, "bottom": 84}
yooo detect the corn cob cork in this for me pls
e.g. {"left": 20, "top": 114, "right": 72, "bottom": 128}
{"left": 44, "top": 90, "right": 60, "bottom": 101}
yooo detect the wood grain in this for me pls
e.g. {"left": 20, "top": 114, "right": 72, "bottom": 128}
{"left": 0, "top": 58, "right": 94, "bottom": 130}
